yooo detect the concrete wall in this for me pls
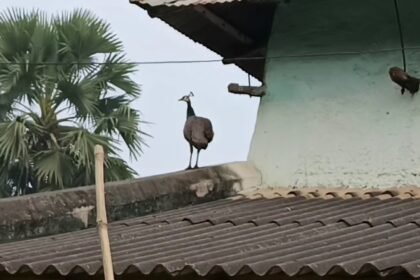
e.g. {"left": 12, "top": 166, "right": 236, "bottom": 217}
{"left": 248, "top": 0, "right": 420, "bottom": 188}
{"left": 0, "top": 162, "right": 261, "bottom": 243}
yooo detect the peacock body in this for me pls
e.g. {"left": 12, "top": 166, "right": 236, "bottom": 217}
{"left": 179, "top": 92, "right": 214, "bottom": 169}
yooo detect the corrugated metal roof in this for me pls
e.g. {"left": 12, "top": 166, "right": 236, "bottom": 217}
{"left": 131, "top": 1, "right": 276, "bottom": 81}
{"left": 134, "top": 0, "right": 241, "bottom": 7}
{"left": 1, "top": 189, "right": 420, "bottom": 278}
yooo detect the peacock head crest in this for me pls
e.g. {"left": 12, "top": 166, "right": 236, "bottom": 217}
{"left": 178, "top": 91, "right": 194, "bottom": 103}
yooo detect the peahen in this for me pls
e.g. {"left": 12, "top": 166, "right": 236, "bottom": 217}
{"left": 179, "top": 92, "right": 214, "bottom": 169}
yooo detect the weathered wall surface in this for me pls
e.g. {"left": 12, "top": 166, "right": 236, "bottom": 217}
{"left": 248, "top": 0, "right": 420, "bottom": 188}
{"left": 0, "top": 162, "right": 261, "bottom": 243}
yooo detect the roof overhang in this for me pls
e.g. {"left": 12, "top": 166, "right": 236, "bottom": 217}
{"left": 130, "top": 0, "right": 278, "bottom": 81}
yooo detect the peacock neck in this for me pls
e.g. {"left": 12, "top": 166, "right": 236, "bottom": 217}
{"left": 186, "top": 101, "right": 196, "bottom": 118}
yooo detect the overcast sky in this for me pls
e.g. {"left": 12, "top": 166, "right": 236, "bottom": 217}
{"left": 1, "top": 0, "right": 260, "bottom": 177}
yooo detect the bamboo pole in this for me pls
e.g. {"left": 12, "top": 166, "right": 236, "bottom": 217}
{"left": 95, "top": 145, "right": 115, "bottom": 280}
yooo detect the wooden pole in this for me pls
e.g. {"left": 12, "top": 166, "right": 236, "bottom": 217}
{"left": 95, "top": 145, "right": 115, "bottom": 280}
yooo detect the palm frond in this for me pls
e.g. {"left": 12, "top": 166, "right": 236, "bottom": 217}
{"left": 0, "top": 9, "right": 57, "bottom": 103}
{"left": 54, "top": 9, "right": 122, "bottom": 64}
{"left": 94, "top": 101, "right": 149, "bottom": 159}
{"left": 105, "top": 156, "right": 137, "bottom": 181}
{"left": 0, "top": 8, "right": 38, "bottom": 60}
{"left": 55, "top": 77, "right": 99, "bottom": 118}
{"left": 113, "top": 105, "right": 148, "bottom": 158}
{"left": 95, "top": 95, "right": 130, "bottom": 115}
{"left": 59, "top": 127, "right": 128, "bottom": 186}
{"left": 0, "top": 157, "right": 14, "bottom": 197}
{"left": 93, "top": 54, "right": 140, "bottom": 97}
{"left": 33, "top": 148, "right": 73, "bottom": 189}
{"left": 0, "top": 118, "right": 29, "bottom": 163}
{"left": 0, "top": 92, "right": 14, "bottom": 120}
{"left": 0, "top": 8, "right": 144, "bottom": 196}
{"left": 60, "top": 127, "right": 117, "bottom": 175}
{"left": 0, "top": 55, "right": 31, "bottom": 100}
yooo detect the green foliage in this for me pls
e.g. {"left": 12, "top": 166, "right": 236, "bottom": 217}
{"left": 0, "top": 8, "right": 147, "bottom": 197}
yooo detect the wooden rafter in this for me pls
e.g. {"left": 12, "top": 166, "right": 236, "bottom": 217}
{"left": 193, "top": 6, "right": 253, "bottom": 45}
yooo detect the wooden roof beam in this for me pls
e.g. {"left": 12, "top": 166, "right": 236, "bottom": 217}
{"left": 193, "top": 6, "right": 254, "bottom": 45}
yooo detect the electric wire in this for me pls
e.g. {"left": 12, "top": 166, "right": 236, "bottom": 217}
{"left": 0, "top": 46, "right": 418, "bottom": 66}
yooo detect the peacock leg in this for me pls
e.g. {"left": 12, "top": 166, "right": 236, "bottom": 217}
{"left": 193, "top": 149, "right": 200, "bottom": 169}
{"left": 186, "top": 144, "right": 193, "bottom": 170}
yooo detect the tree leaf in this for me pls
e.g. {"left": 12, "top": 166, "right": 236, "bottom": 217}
{"left": 105, "top": 156, "right": 137, "bottom": 181}
{"left": 54, "top": 9, "right": 122, "bottom": 63}
{"left": 0, "top": 118, "right": 29, "bottom": 163}
{"left": 55, "top": 78, "right": 99, "bottom": 118}
{"left": 0, "top": 8, "right": 144, "bottom": 196}
{"left": 60, "top": 127, "right": 118, "bottom": 179}
{"left": 33, "top": 149, "right": 73, "bottom": 189}
{"left": 93, "top": 54, "right": 140, "bottom": 97}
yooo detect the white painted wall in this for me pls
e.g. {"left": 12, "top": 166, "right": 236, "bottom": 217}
{"left": 248, "top": 0, "right": 420, "bottom": 188}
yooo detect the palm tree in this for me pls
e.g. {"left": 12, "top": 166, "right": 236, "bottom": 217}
{"left": 0, "top": 8, "right": 147, "bottom": 196}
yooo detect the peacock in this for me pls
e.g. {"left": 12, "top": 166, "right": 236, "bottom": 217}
{"left": 389, "top": 66, "right": 420, "bottom": 96}
{"left": 179, "top": 92, "right": 214, "bottom": 170}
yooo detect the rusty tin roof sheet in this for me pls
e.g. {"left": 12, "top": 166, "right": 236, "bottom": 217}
{"left": 1, "top": 188, "right": 420, "bottom": 278}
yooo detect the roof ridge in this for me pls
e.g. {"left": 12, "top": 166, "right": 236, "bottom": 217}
{"left": 235, "top": 186, "right": 420, "bottom": 200}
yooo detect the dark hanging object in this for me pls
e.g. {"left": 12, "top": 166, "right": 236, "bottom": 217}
{"left": 393, "top": 0, "right": 407, "bottom": 72}
{"left": 389, "top": 0, "right": 419, "bottom": 96}
{"left": 389, "top": 67, "right": 420, "bottom": 96}
{"left": 179, "top": 92, "right": 214, "bottom": 169}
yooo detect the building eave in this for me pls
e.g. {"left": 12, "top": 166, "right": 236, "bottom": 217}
{"left": 130, "top": 0, "right": 277, "bottom": 81}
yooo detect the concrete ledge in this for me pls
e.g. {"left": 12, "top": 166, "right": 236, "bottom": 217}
{"left": 0, "top": 161, "right": 261, "bottom": 243}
